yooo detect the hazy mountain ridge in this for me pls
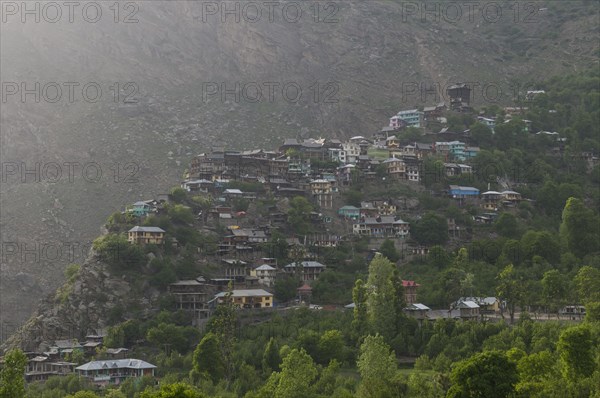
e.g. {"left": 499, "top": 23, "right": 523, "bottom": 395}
{"left": 0, "top": 0, "right": 598, "bottom": 332}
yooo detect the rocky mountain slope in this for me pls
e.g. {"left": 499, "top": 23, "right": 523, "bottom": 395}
{"left": 1, "top": 0, "right": 598, "bottom": 335}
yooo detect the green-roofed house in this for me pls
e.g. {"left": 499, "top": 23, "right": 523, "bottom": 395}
{"left": 338, "top": 205, "right": 360, "bottom": 220}
{"left": 129, "top": 201, "right": 151, "bottom": 217}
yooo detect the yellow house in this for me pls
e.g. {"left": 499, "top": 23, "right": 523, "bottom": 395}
{"left": 214, "top": 289, "right": 273, "bottom": 309}
{"left": 128, "top": 226, "right": 166, "bottom": 245}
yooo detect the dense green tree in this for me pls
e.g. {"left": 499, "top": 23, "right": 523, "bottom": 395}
{"left": 379, "top": 239, "right": 400, "bottom": 263}
{"left": 411, "top": 212, "right": 449, "bottom": 246}
{"left": 207, "top": 293, "right": 237, "bottom": 385}
{"left": 501, "top": 239, "right": 523, "bottom": 266}
{"left": 146, "top": 323, "right": 200, "bottom": 354}
{"left": 427, "top": 245, "right": 451, "bottom": 268}
{"left": 436, "top": 267, "right": 468, "bottom": 307}
{"left": 191, "top": 332, "right": 225, "bottom": 384}
{"left": 0, "top": 348, "right": 27, "bottom": 398}
{"left": 65, "top": 392, "right": 99, "bottom": 398}
{"left": 140, "top": 382, "right": 206, "bottom": 398}
{"left": 262, "top": 337, "right": 282, "bottom": 374}
{"left": 296, "top": 330, "right": 320, "bottom": 361}
{"left": 574, "top": 266, "right": 600, "bottom": 304}
{"left": 469, "top": 122, "right": 494, "bottom": 147}
{"left": 560, "top": 197, "right": 600, "bottom": 258}
{"left": 274, "top": 275, "right": 301, "bottom": 303}
{"left": 317, "top": 330, "right": 345, "bottom": 365}
{"left": 104, "top": 390, "right": 127, "bottom": 398}
{"left": 356, "top": 334, "right": 400, "bottom": 398}
{"left": 494, "top": 119, "right": 527, "bottom": 150}
{"left": 343, "top": 189, "right": 363, "bottom": 207}
{"left": 520, "top": 230, "right": 560, "bottom": 264}
{"left": 494, "top": 213, "right": 520, "bottom": 239}
{"left": 287, "top": 196, "right": 314, "bottom": 235}
{"left": 585, "top": 302, "right": 600, "bottom": 321}
{"left": 391, "top": 269, "right": 407, "bottom": 328}
{"left": 168, "top": 204, "right": 195, "bottom": 224}
{"left": 496, "top": 264, "right": 523, "bottom": 324}
{"left": 515, "top": 350, "right": 557, "bottom": 397}
{"left": 366, "top": 254, "right": 397, "bottom": 340}
{"left": 92, "top": 233, "right": 146, "bottom": 270}
{"left": 352, "top": 279, "right": 369, "bottom": 342}
{"left": 557, "top": 325, "right": 595, "bottom": 382}
{"left": 541, "top": 270, "right": 568, "bottom": 317}
{"left": 261, "top": 230, "right": 289, "bottom": 263}
{"left": 265, "top": 348, "right": 318, "bottom": 398}
{"left": 406, "top": 372, "right": 444, "bottom": 398}
{"left": 170, "top": 187, "right": 188, "bottom": 203}
{"left": 447, "top": 350, "right": 517, "bottom": 398}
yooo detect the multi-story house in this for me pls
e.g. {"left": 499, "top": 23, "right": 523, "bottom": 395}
{"left": 328, "top": 147, "right": 346, "bottom": 163}
{"left": 181, "top": 179, "right": 214, "bottom": 193}
{"left": 76, "top": 359, "right": 156, "bottom": 387}
{"left": 447, "top": 83, "right": 472, "bottom": 112}
{"left": 169, "top": 278, "right": 215, "bottom": 321}
{"left": 404, "top": 158, "right": 420, "bottom": 182}
{"left": 283, "top": 261, "right": 326, "bottom": 281}
{"left": 444, "top": 163, "right": 472, "bottom": 177}
{"left": 127, "top": 226, "right": 166, "bottom": 245}
{"left": 463, "top": 146, "right": 480, "bottom": 159}
{"left": 383, "top": 157, "right": 406, "bottom": 179}
{"left": 448, "top": 141, "right": 466, "bottom": 161}
{"left": 221, "top": 259, "right": 250, "bottom": 280}
{"left": 251, "top": 264, "right": 277, "bottom": 287}
{"left": 481, "top": 190, "right": 503, "bottom": 210}
{"left": 352, "top": 216, "right": 410, "bottom": 238}
{"left": 342, "top": 142, "right": 361, "bottom": 164}
{"left": 214, "top": 289, "right": 274, "bottom": 308}
{"left": 415, "top": 143, "right": 434, "bottom": 159}
{"left": 372, "top": 200, "right": 397, "bottom": 216}
{"left": 310, "top": 179, "right": 333, "bottom": 209}
{"left": 390, "top": 109, "right": 424, "bottom": 128}
{"left": 501, "top": 190, "right": 522, "bottom": 205}
{"left": 456, "top": 300, "right": 480, "bottom": 321}
{"left": 403, "top": 280, "right": 420, "bottom": 304}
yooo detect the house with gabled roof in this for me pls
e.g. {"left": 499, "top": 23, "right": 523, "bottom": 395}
{"left": 383, "top": 157, "right": 406, "bottom": 179}
{"left": 128, "top": 201, "right": 152, "bottom": 217}
{"left": 338, "top": 205, "right": 360, "bottom": 220}
{"left": 283, "top": 261, "right": 326, "bottom": 281}
{"left": 181, "top": 179, "right": 214, "bottom": 193}
{"left": 251, "top": 264, "right": 277, "bottom": 287}
{"left": 127, "top": 226, "right": 166, "bottom": 245}
{"left": 449, "top": 185, "right": 480, "bottom": 199}
{"left": 76, "top": 359, "right": 156, "bottom": 386}
{"left": 453, "top": 296, "right": 501, "bottom": 314}
{"left": 353, "top": 216, "right": 410, "bottom": 238}
{"left": 402, "top": 280, "right": 420, "bottom": 304}
{"left": 481, "top": 190, "right": 503, "bottom": 210}
{"left": 501, "top": 190, "right": 522, "bottom": 205}
{"left": 404, "top": 303, "right": 430, "bottom": 320}
{"left": 456, "top": 300, "right": 480, "bottom": 321}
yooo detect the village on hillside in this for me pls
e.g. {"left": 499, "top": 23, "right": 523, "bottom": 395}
{"left": 8, "top": 84, "right": 597, "bottom": 387}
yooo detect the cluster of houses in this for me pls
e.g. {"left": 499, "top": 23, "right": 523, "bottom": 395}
{"left": 448, "top": 186, "right": 523, "bottom": 212}
{"left": 338, "top": 201, "right": 410, "bottom": 238}
{"left": 20, "top": 335, "right": 136, "bottom": 385}
{"left": 166, "top": 257, "right": 328, "bottom": 324}
{"left": 403, "top": 296, "right": 503, "bottom": 323}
